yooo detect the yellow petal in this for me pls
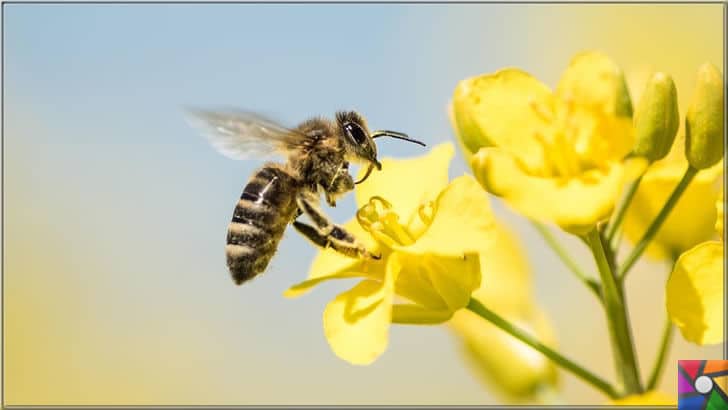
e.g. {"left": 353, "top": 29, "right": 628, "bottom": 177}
{"left": 392, "top": 252, "right": 481, "bottom": 312}
{"left": 449, "top": 305, "right": 559, "bottom": 402}
{"left": 609, "top": 391, "right": 676, "bottom": 405}
{"left": 472, "top": 147, "right": 647, "bottom": 234}
{"left": 451, "top": 68, "right": 554, "bottom": 173}
{"left": 556, "top": 51, "right": 633, "bottom": 117}
{"left": 391, "top": 304, "right": 453, "bottom": 324}
{"left": 397, "top": 175, "right": 494, "bottom": 257}
{"left": 623, "top": 159, "right": 722, "bottom": 259}
{"left": 448, "top": 101, "right": 475, "bottom": 164}
{"left": 424, "top": 253, "right": 481, "bottom": 311}
{"left": 392, "top": 254, "right": 449, "bottom": 310}
{"left": 284, "top": 271, "right": 373, "bottom": 298}
{"left": 355, "top": 143, "right": 454, "bottom": 225}
{"left": 284, "top": 218, "right": 383, "bottom": 297}
{"left": 322, "top": 255, "right": 400, "bottom": 365}
{"left": 666, "top": 241, "right": 724, "bottom": 345}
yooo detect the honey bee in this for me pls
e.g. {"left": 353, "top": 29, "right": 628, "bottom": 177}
{"left": 188, "top": 109, "right": 425, "bottom": 285}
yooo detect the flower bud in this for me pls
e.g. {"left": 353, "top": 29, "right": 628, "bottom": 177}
{"left": 685, "top": 63, "right": 724, "bottom": 169}
{"left": 632, "top": 72, "right": 679, "bottom": 162}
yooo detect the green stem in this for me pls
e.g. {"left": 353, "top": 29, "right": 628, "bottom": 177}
{"left": 605, "top": 175, "right": 644, "bottom": 246}
{"left": 618, "top": 166, "right": 698, "bottom": 281}
{"left": 646, "top": 254, "right": 680, "bottom": 390}
{"left": 647, "top": 318, "right": 674, "bottom": 390}
{"left": 586, "top": 229, "right": 643, "bottom": 394}
{"left": 532, "top": 221, "right": 601, "bottom": 297}
{"left": 466, "top": 298, "right": 619, "bottom": 399}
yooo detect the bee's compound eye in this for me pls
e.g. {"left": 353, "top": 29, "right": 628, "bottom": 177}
{"left": 344, "top": 122, "right": 368, "bottom": 145}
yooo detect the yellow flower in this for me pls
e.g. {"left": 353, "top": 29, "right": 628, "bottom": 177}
{"left": 284, "top": 143, "right": 495, "bottom": 365}
{"left": 666, "top": 188, "right": 725, "bottom": 345}
{"left": 451, "top": 51, "right": 645, "bottom": 234}
{"left": 449, "top": 220, "right": 559, "bottom": 402}
{"left": 622, "top": 139, "right": 722, "bottom": 260}
{"left": 609, "top": 391, "right": 676, "bottom": 405}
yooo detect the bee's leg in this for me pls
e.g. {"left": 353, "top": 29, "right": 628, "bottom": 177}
{"left": 324, "top": 171, "right": 354, "bottom": 207}
{"left": 292, "top": 221, "right": 377, "bottom": 259}
{"left": 295, "top": 193, "right": 379, "bottom": 260}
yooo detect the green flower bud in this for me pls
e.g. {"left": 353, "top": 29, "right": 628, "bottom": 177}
{"left": 686, "top": 63, "right": 724, "bottom": 169}
{"left": 632, "top": 72, "right": 679, "bottom": 162}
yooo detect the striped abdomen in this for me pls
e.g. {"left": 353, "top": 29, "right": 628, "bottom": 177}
{"left": 226, "top": 165, "right": 299, "bottom": 285}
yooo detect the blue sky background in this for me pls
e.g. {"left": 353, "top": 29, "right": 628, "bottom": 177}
{"left": 3, "top": 3, "right": 723, "bottom": 405}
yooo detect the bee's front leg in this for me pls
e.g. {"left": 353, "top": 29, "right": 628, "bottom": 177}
{"left": 324, "top": 166, "right": 355, "bottom": 208}
{"left": 295, "top": 193, "right": 379, "bottom": 260}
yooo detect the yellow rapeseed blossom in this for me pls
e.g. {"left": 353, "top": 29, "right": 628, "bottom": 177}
{"left": 609, "top": 391, "right": 676, "bottom": 405}
{"left": 666, "top": 186, "right": 724, "bottom": 345}
{"left": 449, "top": 220, "right": 558, "bottom": 402}
{"left": 623, "top": 138, "right": 723, "bottom": 260}
{"left": 284, "top": 143, "right": 495, "bottom": 365}
{"left": 451, "top": 51, "right": 645, "bottom": 234}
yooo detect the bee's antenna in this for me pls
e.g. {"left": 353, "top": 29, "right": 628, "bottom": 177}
{"left": 355, "top": 164, "right": 376, "bottom": 185}
{"left": 370, "top": 130, "right": 427, "bottom": 147}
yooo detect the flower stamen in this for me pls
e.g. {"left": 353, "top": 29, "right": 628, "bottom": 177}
{"left": 418, "top": 201, "right": 436, "bottom": 226}
{"left": 356, "top": 196, "right": 417, "bottom": 247}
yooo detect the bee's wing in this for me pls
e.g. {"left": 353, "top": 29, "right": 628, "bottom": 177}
{"left": 186, "top": 108, "right": 308, "bottom": 160}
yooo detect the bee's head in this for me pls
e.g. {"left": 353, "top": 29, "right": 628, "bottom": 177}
{"left": 336, "top": 111, "right": 380, "bottom": 170}
{"left": 336, "top": 110, "right": 425, "bottom": 185}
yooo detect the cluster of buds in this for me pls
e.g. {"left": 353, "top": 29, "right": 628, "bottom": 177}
{"left": 633, "top": 63, "right": 724, "bottom": 169}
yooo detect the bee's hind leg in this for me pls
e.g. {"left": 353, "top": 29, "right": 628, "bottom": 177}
{"left": 292, "top": 221, "right": 379, "bottom": 260}
{"left": 294, "top": 193, "right": 379, "bottom": 260}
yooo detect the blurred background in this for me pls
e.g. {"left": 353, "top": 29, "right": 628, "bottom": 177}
{"left": 3, "top": 3, "right": 724, "bottom": 405}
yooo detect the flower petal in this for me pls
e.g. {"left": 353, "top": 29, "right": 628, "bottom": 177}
{"left": 398, "top": 175, "right": 494, "bottom": 257}
{"left": 556, "top": 51, "right": 633, "bottom": 117}
{"left": 623, "top": 159, "right": 722, "bottom": 259}
{"left": 426, "top": 253, "right": 481, "bottom": 311}
{"left": 284, "top": 218, "right": 383, "bottom": 298}
{"left": 355, "top": 143, "right": 453, "bottom": 225}
{"left": 284, "top": 271, "right": 373, "bottom": 298}
{"left": 666, "top": 241, "right": 724, "bottom": 345}
{"left": 451, "top": 68, "right": 554, "bottom": 172}
{"left": 472, "top": 147, "right": 647, "bottom": 234}
{"left": 393, "top": 252, "right": 481, "bottom": 312}
{"left": 322, "top": 254, "right": 400, "bottom": 365}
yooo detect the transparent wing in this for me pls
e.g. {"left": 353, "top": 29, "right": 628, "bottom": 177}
{"left": 186, "top": 108, "right": 307, "bottom": 160}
